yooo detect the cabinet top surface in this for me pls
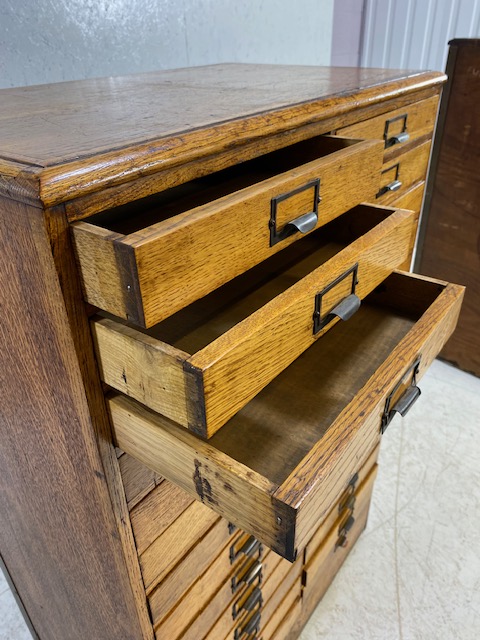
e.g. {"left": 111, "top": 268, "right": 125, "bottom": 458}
{"left": 1, "top": 64, "right": 444, "bottom": 168}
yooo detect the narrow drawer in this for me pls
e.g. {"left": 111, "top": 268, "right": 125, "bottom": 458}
{"left": 93, "top": 204, "right": 417, "bottom": 438}
{"left": 148, "top": 519, "right": 239, "bottom": 624}
{"left": 108, "top": 271, "right": 464, "bottom": 561}
{"left": 175, "top": 551, "right": 278, "bottom": 640}
{"left": 303, "top": 443, "right": 379, "bottom": 565}
{"left": 375, "top": 140, "right": 431, "bottom": 205}
{"left": 152, "top": 528, "right": 260, "bottom": 638}
{"left": 71, "top": 135, "right": 383, "bottom": 328}
{"left": 302, "top": 463, "right": 378, "bottom": 618}
{"left": 262, "top": 594, "right": 302, "bottom": 640}
{"left": 387, "top": 180, "right": 425, "bottom": 215}
{"left": 336, "top": 95, "right": 439, "bottom": 154}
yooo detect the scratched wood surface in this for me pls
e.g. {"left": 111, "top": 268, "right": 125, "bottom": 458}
{"left": 0, "top": 196, "right": 149, "bottom": 639}
{"left": 0, "top": 65, "right": 444, "bottom": 209}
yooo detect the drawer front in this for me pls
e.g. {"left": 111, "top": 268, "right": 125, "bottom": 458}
{"left": 301, "top": 463, "right": 377, "bottom": 619}
{"left": 148, "top": 519, "right": 240, "bottom": 624}
{"left": 388, "top": 180, "right": 425, "bottom": 215}
{"left": 93, "top": 204, "right": 418, "bottom": 438}
{"left": 336, "top": 95, "right": 439, "bottom": 154}
{"left": 375, "top": 141, "right": 431, "bottom": 205}
{"left": 176, "top": 551, "right": 279, "bottom": 640}
{"left": 108, "top": 272, "right": 464, "bottom": 561}
{"left": 72, "top": 136, "right": 383, "bottom": 328}
{"left": 303, "top": 443, "right": 379, "bottom": 565}
{"left": 153, "top": 530, "right": 262, "bottom": 638}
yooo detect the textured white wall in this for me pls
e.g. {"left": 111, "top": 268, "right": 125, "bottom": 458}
{"left": 361, "top": 0, "right": 480, "bottom": 71}
{"left": 0, "top": 0, "right": 334, "bottom": 88}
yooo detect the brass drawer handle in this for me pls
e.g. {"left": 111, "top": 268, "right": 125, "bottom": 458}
{"left": 381, "top": 356, "right": 421, "bottom": 433}
{"left": 230, "top": 535, "right": 262, "bottom": 564}
{"left": 232, "top": 585, "right": 263, "bottom": 619}
{"left": 231, "top": 558, "right": 263, "bottom": 593}
{"left": 313, "top": 264, "right": 360, "bottom": 334}
{"left": 235, "top": 609, "right": 261, "bottom": 640}
{"left": 269, "top": 178, "right": 320, "bottom": 246}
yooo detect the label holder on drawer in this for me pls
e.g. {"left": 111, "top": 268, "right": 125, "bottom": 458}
{"left": 384, "top": 112, "right": 410, "bottom": 147}
{"left": 313, "top": 263, "right": 360, "bottom": 334}
{"left": 381, "top": 356, "right": 422, "bottom": 433}
{"left": 269, "top": 178, "right": 320, "bottom": 246}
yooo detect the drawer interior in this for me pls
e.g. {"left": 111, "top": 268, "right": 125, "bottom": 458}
{"left": 117, "top": 204, "right": 400, "bottom": 352}
{"left": 109, "top": 271, "right": 462, "bottom": 558}
{"left": 205, "top": 272, "right": 442, "bottom": 484}
{"left": 88, "top": 136, "right": 360, "bottom": 234}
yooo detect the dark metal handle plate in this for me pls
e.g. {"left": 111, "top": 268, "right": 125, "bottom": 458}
{"left": 230, "top": 535, "right": 262, "bottom": 564}
{"left": 232, "top": 585, "right": 263, "bottom": 619}
{"left": 231, "top": 558, "right": 262, "bottom": 593}
{"left": 235, "top": 609, "right": 261, "bottom": 640}
{"left": 313, "top": 264, "right": 360, "bottom": 334}
{"left": 384, "top": 113, "right": 409, "bottom": 148}
{"left": 381, "top": 356, "right": 422, "bottom": 433}
{"left": 376, "top": 163, "right": 402, "bottom": 198}
{"left": 269, "top": 178, "right": 320, "bottom": 246}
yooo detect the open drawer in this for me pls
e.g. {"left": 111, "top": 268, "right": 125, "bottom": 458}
{"left": 107, "top": 271, "right": 463, "bottom": 560}
{"left": 72, "top": 135, "right": 383, "bottom": 328}
{"left": 93, "top": 204, "right": 418, "bottom": 438}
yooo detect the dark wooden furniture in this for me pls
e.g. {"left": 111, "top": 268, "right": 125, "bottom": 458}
{"left": 0, "top": 64, "right": 462, "bottom": 640}
{"left": 416, "top": 39, "right": 480, "bottom": 377}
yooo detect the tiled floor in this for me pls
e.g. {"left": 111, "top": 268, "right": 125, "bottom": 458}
{"left": 1, "top": 360, "right": 479, "bottom": 639}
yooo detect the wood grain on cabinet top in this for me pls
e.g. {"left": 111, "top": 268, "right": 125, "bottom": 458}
{"left": 0, "top": 64, "right": 445, "bottom": 209}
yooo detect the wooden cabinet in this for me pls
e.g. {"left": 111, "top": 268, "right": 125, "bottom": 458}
{"left": 0, "top": 64, "right": 462, "bottom": 640}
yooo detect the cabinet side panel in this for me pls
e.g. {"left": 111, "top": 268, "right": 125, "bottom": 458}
{"left": 0, "top": 196, "right": 147, "bottom": 640}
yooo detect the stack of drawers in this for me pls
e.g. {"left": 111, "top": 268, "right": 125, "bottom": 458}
{"left": 0, "top": 65, "right": 464, "bottom": 639}
{"left": 337, "top": 94, "right": 440, "bottom": 241}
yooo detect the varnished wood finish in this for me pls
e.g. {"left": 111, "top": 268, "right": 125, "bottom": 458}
{"left": 337, "top": 95, "right": 439, "bottom": 160}
{"left": 108, "top": 272, "right": 463, "bottom": 560}
{"left": 0, "top": 196, "right": 148, "bottom": 639}
{"left": 147, "top": 519, "right": 237, "bottom": 628}
{"left": 301, "top": 465, "right": 376, "bottom": 623}
{"left": 0, "top": 65, "right": 452, "bottom": 639}
{"left": 375, "top": 139, "right": 432, "bottom": 206}
{"left": 72, "top": 136, "right": 383, "bottom": 327}
{"left": 417, "top": 40, "right": 480, "bottom": 376}
{"left": 44, "top": 205, "right": 154, "bottom": 639}
{"left": 0, "top": 66, "right": 444, "bottom": 208}
{"left": 93, "top": 204, "right": 417, "bottom": 437}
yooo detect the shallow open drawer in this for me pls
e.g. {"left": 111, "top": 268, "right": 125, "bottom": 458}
{"left": 93, "top": 204, "right": 418, "bottom": 438}
{"left": 108, "top": 272, "right": 463, "bottom": 560}
{"left": 72, "top": 135, "right": 383, "bottom": 328}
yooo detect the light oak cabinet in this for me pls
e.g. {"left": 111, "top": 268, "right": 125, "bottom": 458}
{"left": 0, "top": 64, "right": 462, "bottom": 640}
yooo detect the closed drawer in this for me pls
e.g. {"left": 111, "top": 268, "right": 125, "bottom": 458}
{"left": 301, "top": 463, "right": 377, "bottom": 622}
{"left": 303, "top": 443, "right": 379, "bottom": 565}
{"left": 336, "top": 95, "right": 439, "bottom": 155}
{"left": 388, "top": 181, "right": 425, "bottom": 215}
{"left": 108, "top": 271, "right": 463, "bottom": 561}
{"left": 175, "top": 551, "right": 279, "bottom": 640}
{"left": 375, "top": 141, "right": 431, "bottom": 205}
{"left": 148, "top": 519, "right": 239, "bottom": 625}
{"left": 71, "top": 135, "right": 383, "bottom": 328}
{"left": 93, "top": 204, "right": 417, "bottom": 438}
{"left": 152, "top": 529, "right": 262, "bottom": 639}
